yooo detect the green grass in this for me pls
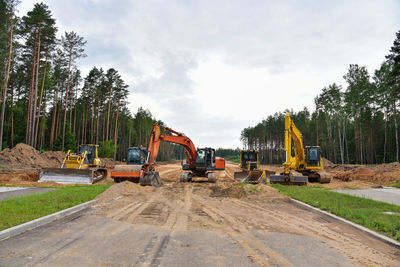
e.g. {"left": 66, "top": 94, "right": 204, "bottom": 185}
{"left": 392, "top": 180, "right": 400, "bottom": 188}
{"left": 271, "top": 184, "right": 400, "bottom": 241}
{"left": 0, "top": 184, "right": 110, "bottom": 231}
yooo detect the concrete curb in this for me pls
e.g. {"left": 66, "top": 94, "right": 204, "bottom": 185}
{"left": 290, "top": 198, "right": 400, "bottom": 249}
{"left": 0, "top": 200, "right": 95, "bottom": 242}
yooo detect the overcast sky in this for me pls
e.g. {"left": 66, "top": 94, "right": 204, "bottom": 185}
{"left": 20, "top": 0, "right": 400, "bottom": 148}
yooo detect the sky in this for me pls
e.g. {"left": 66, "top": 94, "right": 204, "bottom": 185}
{"left": 19, "top": 0, "right": 400, "bottom": 148}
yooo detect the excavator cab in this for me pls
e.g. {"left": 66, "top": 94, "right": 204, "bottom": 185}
{"left": 193, "top": 147, "right": 216, "bottom": 170}
{"left": 305, "top": 146, "right": 322, "bottom": 167}
{"left": 80, "top": 145, "right": 96, "bottom": 165}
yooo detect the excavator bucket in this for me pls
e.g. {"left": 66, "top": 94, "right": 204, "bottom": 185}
{"left": 140, "top": 171, "right": 163, "bottom": 187}
{"left": 307, "top": 170, "right": 332, "bottom": 183}
{"left": 39, "top": 168, "right": 95, "bottom": 184}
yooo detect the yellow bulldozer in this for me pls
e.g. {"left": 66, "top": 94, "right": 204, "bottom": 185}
{"left": 234, "top": 150, "right": 274, "bottom": 183}
{"left": 39, "top": 144, "right": 107, "bottom": 184}
{"left": 270, "top": 113, "right": 331, "bottom": 185}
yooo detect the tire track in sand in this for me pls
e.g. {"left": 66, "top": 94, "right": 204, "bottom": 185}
{"left": 163, "top": 183, "right": 193, "bottom": 230}
{"left": 230, "top": 198, "right": 395, "bottom": 267}
{"left": 192, "top": 194, "right": 293, "bottom": 267}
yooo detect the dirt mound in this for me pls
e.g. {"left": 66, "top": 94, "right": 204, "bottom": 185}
{"left": 333, "top": 166, "right": 400, "bottom": 185}
{"left": 209, "top": 183, "right": 244, "bottom": 198}
{"left": 0, "top": 143, "right": 65, "bottom": 169}
{"left": 323, "top": 158, "right": 335, "bottom": 168}
{"left": 0, "top": 170, "right": 39, "bottom": 183}
{"left": 95, "top": 181, "right": 155, "bottom": 203}
{"left": 100, "top": 158, "right": 118, "bottom": 168}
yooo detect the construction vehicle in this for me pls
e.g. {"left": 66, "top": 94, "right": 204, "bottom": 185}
{"left": 111, "top": 146, "right": 148, "bottom": 183}
{"left": 111, "top": 123, "right": 225, "bottom": 186}
{"left": 39, "top": 144, "right": 108, "bottom": 184}
{"left": 234, "top": 150, "right": 274, "bottom": 183}
{"left": 270, "top": 113, "right": 331, "bottom": 185}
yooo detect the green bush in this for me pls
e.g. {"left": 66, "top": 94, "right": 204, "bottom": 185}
{"left": 98, "top": 140, "right": 115, "bottom": 158}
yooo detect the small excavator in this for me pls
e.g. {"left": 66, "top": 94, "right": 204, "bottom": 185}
{"left": 39, "top": 144, "right": 108, "bottom": 184}
{"left": 234, "top": 150, "right": 274, "bottom": 183}
{"left": 111, "top": 123, "right": 225, "bottom": 186}
{"left": 270, "top": 113, "right": 331, "bottom": 185}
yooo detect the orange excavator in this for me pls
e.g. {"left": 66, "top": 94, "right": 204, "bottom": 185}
{"left": 111, "top": 123, "right": 225, "bottom": 186}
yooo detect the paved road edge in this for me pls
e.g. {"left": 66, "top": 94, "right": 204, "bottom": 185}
{"left": 290, "top": 198, "right": 400, "bottom": 249}
{"left": 0, "top": 200, "right": 95, "bottom": 242}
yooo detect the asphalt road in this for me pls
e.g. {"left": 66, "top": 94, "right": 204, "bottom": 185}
{"left": 0, "top": 209, "right": 353, "bottom": 267}
{"left": 334, "top": 187, "right": 400, "bottom": 206}
{"left": 0, "top": 187, "right": 56, "bottom": 201}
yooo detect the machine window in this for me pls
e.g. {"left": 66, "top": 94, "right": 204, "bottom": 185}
{"left": 127, "top": 149, "right": 145, "bottom": 164}
{"left": 196, "top": 150, "right": 205, "bottom": 163}
{"left": 309, "top": 148, "right": 319, "bottom": 161}
{"left": 249, "top": 152, "right": 256, "bottom": 161}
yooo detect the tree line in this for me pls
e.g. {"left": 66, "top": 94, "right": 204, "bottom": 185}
{"left": 241, "top": 29, "right": 400, "bottom": 165}
{"left": 0, "top": 1, "right": 183, "bottom": 161}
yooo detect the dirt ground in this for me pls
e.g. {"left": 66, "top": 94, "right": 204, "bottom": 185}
{"left": 89, "top": 162, "right": 400, "bottom": 266}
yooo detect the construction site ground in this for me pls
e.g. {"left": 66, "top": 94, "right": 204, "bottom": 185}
{"left": 0, "top": 161, "right": 399, "bottom": 266}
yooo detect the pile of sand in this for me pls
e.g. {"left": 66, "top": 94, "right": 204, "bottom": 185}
{"left": 0, "top": 143, "right": 66, "bottom": 169}
{"left": 323, "top": 158, "right": 336, "bottom": 168}
{"left": 95, "top": 181, "right": 155, "bottom": 203}
{"left": 100, "top": 158, "right": 118, "bottom": 168}
{"left": 332, "top": 162, "right": 400, "bottom": 185}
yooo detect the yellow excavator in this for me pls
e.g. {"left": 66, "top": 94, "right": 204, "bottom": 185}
{"left": 234, "top": 150, "right": 274, "bottom": 183}
{"left": 270, "top": 113, "right": 331, "bottom": 185}
{"left": 39, "top": 144, "right": 108, "bottom": 184}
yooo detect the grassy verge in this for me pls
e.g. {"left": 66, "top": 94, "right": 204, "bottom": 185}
{"left": 271, "top": 184, "right": 400, "bottom": 241}
{"left": 392, "top": 181, "right": 400, "bottom": 188}
{"left": 0, "top": 184, "right": 110, "bottom": 231}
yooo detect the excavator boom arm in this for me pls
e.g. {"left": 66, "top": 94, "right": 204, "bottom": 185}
{"left": 146, "top": 124, "right": 197, "bottom": 171}
{"left": 283, "top": 113, "right": 305, "bottom": 174}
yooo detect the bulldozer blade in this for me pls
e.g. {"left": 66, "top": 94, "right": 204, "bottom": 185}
{"left": 234, "top": 171, "right": 249, "bottom": 181}
{"left": 243, "top": 170, "right": 264, "bottom": 184}
{"left": 39, "top": 168, "right": 94, "bottom": 184}
{"left": 270, "top": 175, "right": 308, "bottom": 185}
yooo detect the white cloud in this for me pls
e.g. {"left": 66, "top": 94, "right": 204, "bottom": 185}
{"left": 19, "top": 0, "right": 400, "bottom": 148}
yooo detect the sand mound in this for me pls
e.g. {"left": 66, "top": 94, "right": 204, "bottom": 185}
{"left": 0, "top": 143, "right": 65, "bottom": 169}
{"left": 95, "top": 181, "right": 155, "bottom": 203}
{"left": 333, "top": 166, "right": 400, "bottom": 185}
{"left": 323, "top": 158, "right": 336, "bottom": 168}
{"left": 100, "top": 158, "right": 118, "bottom": 168}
